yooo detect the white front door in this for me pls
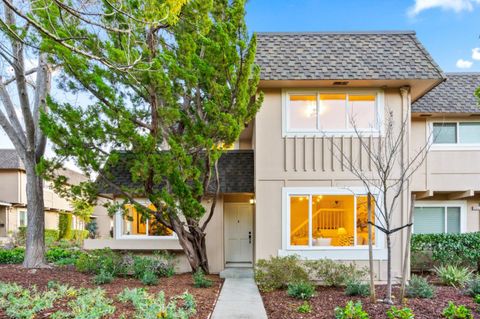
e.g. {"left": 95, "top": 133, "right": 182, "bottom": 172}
{"left": 224, "top": 203, "right": 253, "bottom": 264}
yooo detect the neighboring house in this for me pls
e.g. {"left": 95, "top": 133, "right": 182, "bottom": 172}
{"left": 84, "top": 31, "right": 479, "bottom": 280}
{"left": 411, "top": 73, "right": 480, "bottom": 235}
{"left": 0, "top": 149, "right": 96, "bottom": 239}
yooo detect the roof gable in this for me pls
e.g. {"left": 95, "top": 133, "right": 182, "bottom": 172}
{"left": 256, "top": 31, "right": 444, "bottom": 81}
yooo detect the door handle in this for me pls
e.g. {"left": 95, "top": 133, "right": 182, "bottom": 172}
{"left": 248, "top": 231, "right": 252, "bottom": 244}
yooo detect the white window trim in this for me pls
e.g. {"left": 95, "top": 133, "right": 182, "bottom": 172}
{"left": 413, "top": 200, "right": 467, "bottom": 234}
{"left": 282, "top": 88, "right": 385, "bottom": 137}
{"left": 115, "top": 199, "right": 177, "bottom": 240}
{"left": 428, "top": 120, "right": 480, "bottom": 151}
{"left": 280, "top": 187, "right": 387, "bottom": 260}
{"left": 17, "top": 210, "right": 27, "bottom": 228}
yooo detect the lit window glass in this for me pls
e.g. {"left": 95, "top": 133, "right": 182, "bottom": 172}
{"left": 320, "top": 94, "right": 347, "bottom": 130}
{"left": 348, "top": 95, "right": 376, "bottom": 129}
{"left": 288, "top": 95, "right": 317, "bottom": 131}
{"left": 290, "top": 195, "right": 309, "bottom": 246}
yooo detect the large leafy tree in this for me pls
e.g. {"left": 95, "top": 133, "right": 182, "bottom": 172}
{"left": 8, "top": 0, "right": 262, "bottom": 272}
{"left": 0, "top": 2, "right": 52, "bottom": 268}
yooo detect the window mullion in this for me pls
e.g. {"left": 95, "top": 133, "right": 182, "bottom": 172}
{"left": 354, "top": 195, "right": 357, "bottom": 246}
{"left": 308, "top": 194, "right": 312, "bottom": 247}
{"left": 456, "top": 123, "right": 460, "bottom": 144}
{"left": 317, "top": 93, "right": 321, "bottom": 132}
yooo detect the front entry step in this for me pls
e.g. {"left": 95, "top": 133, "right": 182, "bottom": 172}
{"left": 219, "top": 267, "right": 254, "bottom": 279}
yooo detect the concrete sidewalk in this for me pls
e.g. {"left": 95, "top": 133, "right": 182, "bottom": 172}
{"left": 211, "top": 269, "right": 268, "bottom": 319}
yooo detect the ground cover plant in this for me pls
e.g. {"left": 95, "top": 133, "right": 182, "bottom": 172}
{"left": 0, "top": 265, "right": 220, "bottom": 319}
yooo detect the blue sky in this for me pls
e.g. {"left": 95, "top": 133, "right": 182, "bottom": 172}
{"left": 246, "top": 0, "right": 480, "bottom": 72}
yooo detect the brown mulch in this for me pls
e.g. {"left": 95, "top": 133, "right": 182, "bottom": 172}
{"left": 0, "top": 265, "right": 222, "bottom": 319}
{"left": 262, "top": 283, "right": 480, "bottom": 319}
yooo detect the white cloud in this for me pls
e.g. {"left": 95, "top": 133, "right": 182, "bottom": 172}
{"left": 472, "top": 48, "right": 480, "bottom": 60}
{"left": 408, "top": 0, "right": 480, "bottom": 16}
{"left": 456, "top": 58, "right": 473, "bottom": 68}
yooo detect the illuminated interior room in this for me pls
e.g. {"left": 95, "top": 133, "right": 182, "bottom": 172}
{"left": 289, "top": 194, "right": 375, "bottom": 247}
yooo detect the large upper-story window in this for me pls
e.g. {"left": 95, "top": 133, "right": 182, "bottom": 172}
{"left": 284, "top": 90, "right": 383, "bottom": 136}
{"left": 432, "top": 122, "right": 480, "bottom": 145}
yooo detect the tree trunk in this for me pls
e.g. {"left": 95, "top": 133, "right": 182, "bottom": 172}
{"left": 23, "top": 157, "right": 47, "bottom": 268}
{"left": 367, "top": 193, "right": 376, "bottom": 303}
{"left": 385, "top": 234, "right": 393, "bottom": 304}
{"left": 172, "top": 220, "right": 209, "bottom": 273}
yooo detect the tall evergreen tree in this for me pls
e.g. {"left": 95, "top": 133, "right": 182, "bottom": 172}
{"left": 6, "top": 0, "right": 262, "bottom": 272}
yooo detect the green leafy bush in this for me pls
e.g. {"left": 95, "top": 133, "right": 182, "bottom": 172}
{"left": 474, "top": 294, "right": 480, "bottom": 304}
{"left": 193, "top": 269, "right": 213, "bottom": 288}
{"left": 140, "top": 271, "right": 158, "bottom": 286}
{"left": 287, "top": 281, "right": 316, "bottom": 300}
{"left": 297, "top": 301, "right": 312, "bottom": 314}
{"left": 442, "top": 301, "right": 473, "bottom": 319}
{"left": 464, "top": 276, "right": 480, "bottom": 296}
{"left": 17, "top": 227, "right": 60, "bottom": 246}
{"left": 305, "top": 259, "right": 367, "bottom": 287}
{"left": 435, "top": 265, "right": 472, "bottom": 287}
{"left": 405, "top": 275, "right": 435, "bottom": 299}
{"left": 93, "top": 270, "right": 114, "bottom": 285}
{"left": 387, "top": 306, "right": 415, "bottom": 319}
{"left": 255, "top": 255, "right": 309, "bottom": 292}
{"left": 118, "top": 288, "right": 196, "bottom": 319}
{"left": 75, "top": 249, "right": 126, "bottom": 277}
{"left": 132, "top": 252, "right": 175, "bottom": 280}
{"left": 334, "top": 301, "right": 369, "bottom": 319}
{"left": 344, "top": 279, "right": 370, "bottom": 297}
{"left": 46, "top": 247, "right": 81, "bottom": 264}
{"left": 411, "top": 233, "right": 480, "bottom": 270}
{"left": 58, "top": 213, "right": 72, "bottom": 240}
{"left": 0, "top": 247, "right": 24, "bottom": 264}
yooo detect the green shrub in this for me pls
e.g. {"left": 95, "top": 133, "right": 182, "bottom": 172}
{"left": 405, "top": 275, "right": 435, "bottom": 299}
{"left": 118, "top": 288, "right": 196, "bottom": 319}
{"left": 411, "top": 233, "right": 480, "bottom": 269}
{"left": 75, "top": 249, "right": 126, "bottom": 277}
{"left": 93, "top": 270, "right": 114, "bottom": 285}
{"left": 254, "top": 255, "right": 309, "bottom": 292}
{"left": 387, "top": 306, "right": 415, "bottom": 319}
{"left": 435, "top": 265, "right": 472, "bottom": 287}
{"left": 287, "top": 281, "right": 316, "bottom": 300}
{"left": 474, "top": 294, "right": 480, "bottom": 304}
{"left": 62, "top": 288, "right": 115, "bottom": 319}
{"left": 140, "top": 271, "right": 158, "bottom": 286}
{"left": 0, "top": 247, "right": 24, "bottom": 264}
{"left": 46, "top": 247, "right": 81, "bottom": 264}
{"left": 305, "top": 259, "right": 367, "bottom": 287}
{"left": 464, "top": 276, "right": 480, "bottom": 296}
{"left": 297, "top": 301, "right": 312, "bottom": 314}
{"left": 442, "top": 301, "right": 473, "bottom": 319}
{"left": 193, "top": 269, "right": 213, "bottom": 288}
{"left": 132, "top": 252, "right": 175, "bottom": 280}
{"left": 334, "top": 301, "right": 369, "bottom": 319}
{"left": 344, "top": 279, "right": 370, "bottom": 297}
{"left": 58, "top": 213, "right": 72, "bottom": 240}
{"left": 17, "top": 227, "right": 59, "bottom": 247}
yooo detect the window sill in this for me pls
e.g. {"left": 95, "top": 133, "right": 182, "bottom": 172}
{"left": 278, "top": 247, "right": 387, "bottom": 260}
{"left": 118, "top": 235, "right": 177, "bottom": 240}
{"left": 431, "top": 144, "right": 480, "bottom": 151}
{"left": 283, "top": 131, "right": 381, "bottom": 138}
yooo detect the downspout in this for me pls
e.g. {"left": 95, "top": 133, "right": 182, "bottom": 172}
{"left": 399, "top": 86, "right": 411, "bottom": 278}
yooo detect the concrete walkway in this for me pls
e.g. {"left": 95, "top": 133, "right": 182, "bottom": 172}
{"left": 211, "top": 268, "right": 268, "bottom": 319}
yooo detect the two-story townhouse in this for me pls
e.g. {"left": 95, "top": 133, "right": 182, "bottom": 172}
{"left": 411, "top": 73, "right": 480, "bottom": 234}
{"left": 0, "top": 149, "right": 97, "bottom": 239}
{"left": 85, "top": 31, "right": 455, "bottom": 281}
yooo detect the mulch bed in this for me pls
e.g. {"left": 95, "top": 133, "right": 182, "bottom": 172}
{"left": 262, "top": 283, "right": 480, "bottom": 319}
{"left": 0, "top": 265, "right": 222, "bottom": 319}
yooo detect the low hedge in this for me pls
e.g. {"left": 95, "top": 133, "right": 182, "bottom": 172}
{"left": 0, "top": 247, "right": 82, "bottom": 265}
{"left": 411, "top": 232, "right": 480, "bottom": 270}
{"left": 18, "top": 227, "right": 60, "bottom": 246}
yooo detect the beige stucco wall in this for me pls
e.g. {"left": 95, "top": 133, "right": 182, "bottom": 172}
{"left": 253, "top": 88, "right": 411, "bottom": 282}
{"left": 411, "top": 117, "right": 480, "bottom": 193}
{"left": 91, "top": 198, "right": 113, "bottom": 238}
{"left": 85, "top": 195, "right": 226, "bottom": 274}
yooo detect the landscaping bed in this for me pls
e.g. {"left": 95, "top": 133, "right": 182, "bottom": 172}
{"left": 0, "top": 265, "right": 222, "bottom": 319}
{"left": 261, "top": 283, "right": 480, "bottom": 318}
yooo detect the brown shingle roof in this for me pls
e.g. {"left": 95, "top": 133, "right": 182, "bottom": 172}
{"left": 256, "top": 31, "right": 444, "bottom": 81}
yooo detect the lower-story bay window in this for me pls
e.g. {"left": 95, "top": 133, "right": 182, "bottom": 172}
{"left": 285, "top": 188, "right": 377, "bottom": 249}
